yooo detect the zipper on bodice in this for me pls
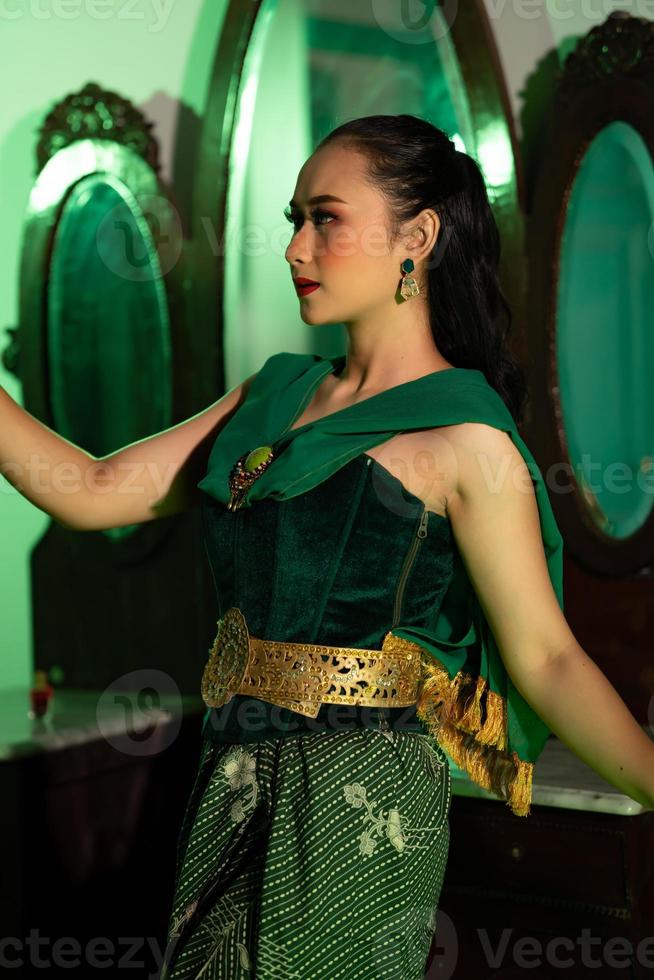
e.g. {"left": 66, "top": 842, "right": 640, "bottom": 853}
{"left": 391, "top": 507, "right": 430, "bottom": 626}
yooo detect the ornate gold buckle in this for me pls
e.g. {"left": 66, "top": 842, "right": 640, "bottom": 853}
{"left": 200, "top": 607, "right": 251, "bottom": 708}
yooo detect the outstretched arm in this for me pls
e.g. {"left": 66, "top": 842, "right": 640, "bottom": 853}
{"left": 0, "top": 371, "right": 257, "bottom": 531}
{"left": 445, "top": 422, "right": 654, "bottom": 811}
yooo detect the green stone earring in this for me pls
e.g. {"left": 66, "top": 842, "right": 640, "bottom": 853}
{"left": 399, "top": 258, "right": 420, "bottom": 300}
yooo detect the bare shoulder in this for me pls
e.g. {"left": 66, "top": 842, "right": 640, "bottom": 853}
{"left": 442, "top": 421, "right": 516, "bottom": 453}
{"left": 363, "top": 423, "right": 524, "bottom": 519}
{"left": 440, "top": 422, "right": 528, "bottom": 503}
{"left": 364, "top": 425, "right": 462, "bottom": 517}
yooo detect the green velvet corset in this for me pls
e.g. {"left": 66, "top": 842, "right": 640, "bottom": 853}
{"left": 194, "top": 351, "right": 564, "bottom": 816}
{"left": 201, "top": 450, "right": 455, "bottom": 743}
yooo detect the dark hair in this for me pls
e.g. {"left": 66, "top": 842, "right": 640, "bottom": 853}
{"left": 315, "top": 114, "right": 528, "bottom": 425}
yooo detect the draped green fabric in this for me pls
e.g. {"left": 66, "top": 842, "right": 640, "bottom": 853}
{"left": 197, "top": 351, "right": 564, "bottom": 814}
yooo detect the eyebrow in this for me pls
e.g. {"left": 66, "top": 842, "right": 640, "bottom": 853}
{"left": 288, "top": 194, "right": 348, "bottom": 208}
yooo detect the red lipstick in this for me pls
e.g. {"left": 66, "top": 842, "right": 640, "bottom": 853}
{"left": 294, "top": 277, "right": 320, "bottom": 296}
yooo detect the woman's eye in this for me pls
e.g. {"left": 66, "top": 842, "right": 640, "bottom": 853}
{"left": 283, "top": 207, "right": 335, "bottom": 231}
{"left": 312, "top": 209, "right": 335, "bottom": 227}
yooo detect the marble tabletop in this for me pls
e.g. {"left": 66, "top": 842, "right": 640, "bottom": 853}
{"left": 0, "top": 686, "right": 202, "bottom": 762}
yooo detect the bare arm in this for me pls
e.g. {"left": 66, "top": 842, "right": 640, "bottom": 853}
{"left": 0, "top": 372, "right": 257, "bottom": 532}
{"left": 445, "top": 422, "right": 654, "bottom": 811}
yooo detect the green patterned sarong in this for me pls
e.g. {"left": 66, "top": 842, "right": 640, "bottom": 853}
{"left": 160, "top": 727, "right": 451, "bottom": 979}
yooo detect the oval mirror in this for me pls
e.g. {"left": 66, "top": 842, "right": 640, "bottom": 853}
{"left": 192, "top": 0, "right": 525, "bottom": 391}
{"left": 47, "top": 171, "right": 172, "bottom": 540}
{"left": 556, "top": 121, "right": 654, "bottom": 540}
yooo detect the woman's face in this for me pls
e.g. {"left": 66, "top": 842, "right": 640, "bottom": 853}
{"left": 285, "top": 143, "right": 430, "bottom": 326}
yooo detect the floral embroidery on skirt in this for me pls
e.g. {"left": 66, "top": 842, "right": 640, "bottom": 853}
{"left": 161, "top": 729, "right": 451, "bottom": 979}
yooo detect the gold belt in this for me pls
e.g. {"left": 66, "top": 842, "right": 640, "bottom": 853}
{"left": 200, "top": 607, "right": 422, "bottom": 719}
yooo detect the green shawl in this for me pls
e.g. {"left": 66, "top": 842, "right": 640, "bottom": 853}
{"left": 198, "top": 351, "right": 564, "bottom": 817}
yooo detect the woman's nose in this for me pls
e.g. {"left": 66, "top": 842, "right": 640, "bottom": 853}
{"left": 285, "top": 233, "right": 310, "bottom": 265}
{"left": 285, "top": 221, "right": 321, "bottom": 264}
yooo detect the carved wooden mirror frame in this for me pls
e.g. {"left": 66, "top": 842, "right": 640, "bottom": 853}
{"left": 526, "top": 12, "right": 654, "bottom": 576}
{"left": 6, "top": 81, "right": 187, "bottom": 554}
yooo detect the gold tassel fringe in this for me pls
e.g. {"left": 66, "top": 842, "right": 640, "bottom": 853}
{"left": 415, "top": 653, "right": 534, "bottom": 817}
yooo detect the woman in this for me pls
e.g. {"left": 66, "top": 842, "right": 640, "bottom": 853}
{"left": 3, "top": 115, "right": 653, "bottom": 979}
